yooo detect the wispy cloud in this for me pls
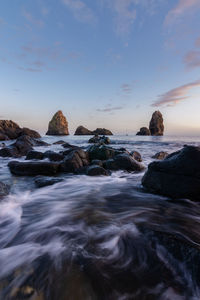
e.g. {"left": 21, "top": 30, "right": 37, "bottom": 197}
{"left": 22, "top": 9, "right": 44, "bottom": 27}
{"left": 121, "top": 81, "right": 135, "bottom": 94}
{"left": 18, "top": 66, "right": 42, "bottom": 73}
{"left": 184, "top": 50, "right": 200, "bottom": 70}
{"left": 164, "top": 0, "right": 200, "bottom": 26}
{"left": 97, "top": 105, "right": 124, "bottom": 112}
{"left": 62, "top": 0, "right": 96, "bottom": 24}
{"left": 195, "top": 36, "right": 200, "bottom": 48}
{"left": 152, "top": 80, "right": 200, "bottom": 107}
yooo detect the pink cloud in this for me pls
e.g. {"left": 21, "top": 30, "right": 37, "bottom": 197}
{"left": 184, "top": 50, "right": 200, "bottom": 70}
{"left": 164, "top": 0, "right": 200, "bottom": 26}
{"left": 152, "top": 80, "right": 200, "bottom": 107}
{"left": 195, "top": 36, "right": 200, "bottom": 48}
{"left": 22, "top": 9, "right": 44, "bottom": 27}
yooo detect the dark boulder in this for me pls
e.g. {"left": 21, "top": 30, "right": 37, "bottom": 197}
{"left": 61, "top": 149, "right": 89, "bottom": 173}
{"left": 92, "top": 128, "right": 113, "bottom": 135}
{"left": 74, "top": 126, "right": 92, "bottom": 135}
{"left": 149, "top": 111, "right": 164, "bottom": 136}
{"left": 105, "top": 153, "right": 145, "bottom": 172}
{"left": 43, "top": 151, "right": 64, "bottom": 162}
{"left": 87, "top": 145, "right": 116, "bottom": 161}
{"left": 152, "top": 151, "right": 169, "bottom": 160}
{"left": 86, "top": 165, "right": 110, "bottom": 176}
{"left": 88, "top": 135, "right": 110, "bottom": 144}
{"left": 26, "top": 150, "right": 44, "bottom": 160}
{"left": 91, "top": 160, "right": 104, "bottom": 167}
{"left": 130, "top": 151, "right": 142, "bottom": 162}
{"left": 8, "top": 161, "right": 60, "bottom": 176}
{"left": 53, "top": 140, "right": 66, "bottom": 145}
{"left": 0, "top": 133, "right": 9, "bottom": 141}
{"left": 34, "top": 176, "right": 63, "bottom": 188}
{"left": 142, "top": 145, "right": 200, "bottom": 201}
{"left": 46, "top": 110, "right": 69, "bottom": 136}
{"left": 62, "top": 142, "right": 80, "bottom": 149}
{"left": 0, "top": 120, "right": 21, "bottom": 139}
{"left": 0, "top": 182, "right": 10, "bottom": 198}
{"left": 136, "top": 127, "right": 150, "bottom": 136}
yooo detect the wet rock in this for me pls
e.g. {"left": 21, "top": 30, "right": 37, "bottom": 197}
{"left": 149, "top": 111, "right": 164, "bottom": 136}
{"left": 53, "top": 140, "right": 66, "bottom": 145}
{"left": 8, "top": 161, "right": 60, "bottom": 176}
{"left": 61, "top": 149, "right": 89, "bottom": 173}
{"left": 62, "top": 142, "right": 80, "bottom": 149}
{"left": 0, "top": 133, "right": 9, "bottom": 141}
{"left": 46, "top": 110, "right": 69, "bottom": 136}
{"left": 91, "top": 160, "right": 104, "bottom": 167}
{"left": 19, "top": 127, "right": 41, "bottom": 138}
{"left": 35, "top": 176, "right": 63, "bottom": 188}
{"left": 87, "top": 144, "right": 116, "bottom": 161}
{"left": 152, "top": 151, "right": 169, "bottom": 160}
{"left": 142, "top": 145, "right": 200, "bottom": 201}
{"left": 26, "top": 150, "right": 44, "bottom": 160}
{"left": 130, "top": 151, "right": 142, "bottom": 162}
{"left": 16, "top": 135, "right": 50, "bottom": 147}
{"left": 136, "top": 127, "right": 150, "bottom": 136}
{"left": 0, "top": 182, "right": 10, "bottom": 197}
{"left": 105, "top": 153, "right": 145, "bottom": 172}
{"left": 86, "top": 165, "right": 110, "bottom": 176}
{"left": 92, "top": 128, "right": 113, "bottom": 135}
{"left": 88, "top": 135, "right": 110, "bottom": 144}
{"left": 74, "top": 126, "right": 92, "bottom": 135}
{"left": 43, "top": 151, "right": 64, "bottom": 161}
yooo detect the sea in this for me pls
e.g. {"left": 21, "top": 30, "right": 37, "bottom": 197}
{"left": 0, "top": 134, "right": 200, "bottom": 300}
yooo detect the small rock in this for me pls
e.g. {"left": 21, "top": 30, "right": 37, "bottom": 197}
{"left": 53, "top": 140, "right": 66, "bottom": 145}
{"left": 86, "top": 165, "right": 110, "bottom": 176}
{"left": 35, "top": 176, "right": 63, "bottom": 188}
{"left": 0, "top": 182, "right": 10, "bottom": 198}
{"left": 152, "top": 151, "right": 169, "bottom": 160}
{"left": 43, "top": 151, "right": 64, "bottom": 161}
{"left": 26, "top": 150, "right": 44, "bottom": 160}
{"left": 136, "top": 127, "right": 150, "bottom": 136}
{"left": 88, "top": 135, "right": 110, "bottom": 144}
{"left": 74, "top": 126, "right": 93, "bottom": 135}
{"left": 130, "top": 151, "right": 142, "bottom": 162}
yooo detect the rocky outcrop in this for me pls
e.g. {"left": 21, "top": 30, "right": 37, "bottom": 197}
{"left": 74, "top": 126, "right": 113, "bottom": 136}
{"left": 8, "top": 161, "right": 60, "bottom": 176}
{"left": 93, "top": 128, "right": 113, "bottom": 135}
{"left": 46, "top": 111, "right": 69, "bottom": 136}
{"left": 142, "top": 145, "right": 200, "bottom": 201}
{"left": 0, "top": 120, "right": 41, "bottom": 140}
{"left": 136, "top": 127, "right": 150, "bottom": 136}
{"left": 149, "top": 111, "right": 164, "bottom": 136}
{"left": 74, "top": 126, "right": 92, "bottom": 135}
{"left": 152, "top": 151, "right": 169, "bottom": 160}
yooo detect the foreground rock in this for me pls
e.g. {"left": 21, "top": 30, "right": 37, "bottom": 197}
{"left": 8, "top": 161, "right": 60, "bottom": 176}
{"left": 86, "top": 165, "right": 110, "bottom": 176}
{"left": 0, "top": 182, "right": 10, "bottom": 198}
{"left": 142, "top": 145, "right": 200, "bottom": 201}
{"left": 149, "top": 111, "right": 164, "bottom": 136}
{"left": 0, "top": 120, "right": 41, "bottom": 140}
{"left": 46, "top": 111, "right": 69, "bottom": 136}
{"left": 74, "top": 126, "right": 92, "bottom": 135}
{"left": 74, "top": 126, "right": 113, "bottom": 136}
{"left": 61, "top": 149, "right": 89, "bottom": 173}
{"left": 88, "top": 135, "right": 110, "bottom": 144}
{"left": 104, "top": 153, "right": 145, "bottom": 172}
{"left": 152, "top": 151, "right": 169, "bottom": 160}
{"left": 35, "top": 176, "right": 63, "bottom": 188}
{"left": 136, "top": 127, "right": 150, "bottom": 136}
{"left": 0, "top": 136, "right": 49, "bottom": 158}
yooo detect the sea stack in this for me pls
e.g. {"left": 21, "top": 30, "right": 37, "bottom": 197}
{"left": 136, "top": 127, "right": 150, "bottom": 136}
{"left": 46, "top": 111, "right": 69, "bottom": 136}
{"left": 149, "top": 111, "right": 164, "bottom": 136}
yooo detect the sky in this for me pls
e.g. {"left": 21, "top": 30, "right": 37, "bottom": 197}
{"left": 0, "top": 0, "right": 200, "bottom": 135}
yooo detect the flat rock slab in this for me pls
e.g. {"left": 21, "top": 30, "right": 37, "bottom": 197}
{"left": 8, "top": 161, "right": 60, "bottom": 176}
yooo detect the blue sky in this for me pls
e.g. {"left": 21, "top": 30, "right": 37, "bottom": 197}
{"left": 0, "top": 0, "right": 200, "bottom": 135}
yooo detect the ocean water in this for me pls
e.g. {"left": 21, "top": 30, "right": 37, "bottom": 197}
{"left": 0, "top": 135, "right": 200, "bottom": 300}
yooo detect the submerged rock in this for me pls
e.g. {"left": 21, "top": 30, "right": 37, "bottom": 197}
{"left": 136, "top": 127, "right": 150, "bottom": 136}
{"left": 152, "top": 151, "right": 169, "bottom": 160}
{"left": 74, "top": 126, "right": 92, "bottom": 135}
{"left": 0, "top": 182, "right": 10, "bottom": 198}
{"left": 142, "top": 145, "right": 200, "bottom": 201}
{"left": 149, "top": 111, "right": 164, "bottom": 136}
{"left": 8, "top": 161, "right": 60, "bottom": 176}
{"left": 46, "top": 111, "right": 69, "bottom": 136}
{"left": 35, "top": 176, "right": 63, "bottom": 188}
{"left": 53, "top": 140, "right": 66, "bottom": 145}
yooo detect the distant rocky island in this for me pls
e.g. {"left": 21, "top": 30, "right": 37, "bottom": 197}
{"left": 136, "top": 111, "right": 164, "bottom": 136}
{"left": 74, "top": 126, "right": 113, "bottom": 136}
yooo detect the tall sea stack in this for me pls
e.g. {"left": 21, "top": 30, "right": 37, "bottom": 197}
{"left": 149, "top": 111, "right": 164, "bottom": 136}
{"left": 46, "top": 111, "right": 69, "bottom": 136}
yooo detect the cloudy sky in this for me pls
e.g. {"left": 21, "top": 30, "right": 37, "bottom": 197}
{"left": 0, "top": 0, "right": 200, "bottom": 134}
